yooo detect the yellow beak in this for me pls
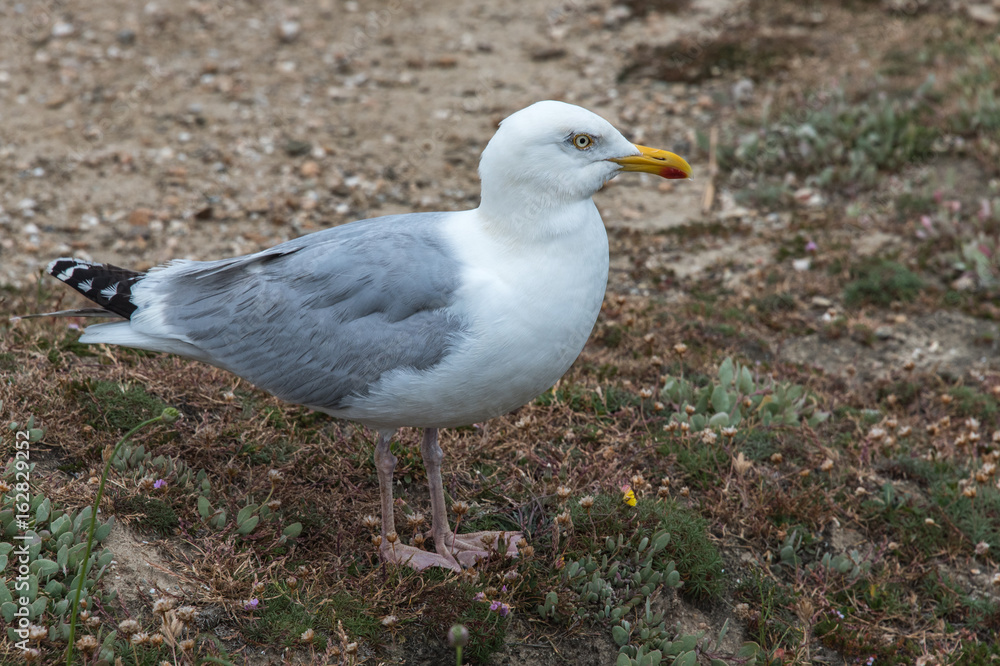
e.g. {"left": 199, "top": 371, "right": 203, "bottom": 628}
{"left": 608, "top": 144, "right": 692, "bottom": 180}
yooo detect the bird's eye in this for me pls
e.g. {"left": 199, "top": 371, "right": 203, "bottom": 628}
{"left": 572, "top": 134, "right": 593, "bottom": 150}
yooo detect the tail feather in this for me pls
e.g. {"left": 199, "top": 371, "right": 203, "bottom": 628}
{"left": 47, "top": 258, "right": 144, "bottom": 319}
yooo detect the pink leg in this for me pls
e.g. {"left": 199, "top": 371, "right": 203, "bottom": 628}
{"left": 374, "top": 429, "right": 461, "bottom": 571}
{"left": 421, "top": 428, "right": 522, "bottom": 566}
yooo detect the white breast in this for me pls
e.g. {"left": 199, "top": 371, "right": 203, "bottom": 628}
{"left": 334, "top": 204, "right": 609, "bottom": 429}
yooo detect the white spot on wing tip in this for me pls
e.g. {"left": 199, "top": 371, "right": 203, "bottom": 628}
{"left": 57, "top": 266, "right": 79, "bottom": 281}
{"left": 78, "top": 278, "right": 94, "bottom": 293}
{"left": 100, "top": 282, "right": 121, "bottom": 300}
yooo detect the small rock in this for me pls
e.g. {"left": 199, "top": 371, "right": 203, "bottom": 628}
{"left": 875, "top": 326, "right": 894, "bottom": 340}
{"left": 952, "top": 275, "right": 976, "bottom": 291}
{"left": 277, "top": 20, "right": 301, "bottom": 43}
{"left": 530, "top": 46, "right": 567, "bottom": 62}
{"left": 811, "top": 296, "right": 833, "bottom": 308}
{"left": 284, "top": 140, "right": 312, "bottom": 157}
{"left": 433, "top": 55, "right": 459, "bottom": 68}
{"left": 128, "top": 208, "right": 153, "bottom": 226}
{"left": 792, "top": 258, "right": 811, "bottom": 272}
{"left": 300, "top": 160, "right": 320, "bottom": 178}
{"left": 732, "top": 78, "right": 754, "bottom": 105}
{"left": 52, "top": 21, "right": 75, "bottom": 38}
{"left": 603, "top": 5, "right": 631, "bottom": 27}
{"left": 117, "top": 29, "right": 136, "bottom": 45}
{"left": 967, "top": 4, "right": 999, "bottom": 26}
{"left": 793, "top": 187, "right": 826, "bottom": 208}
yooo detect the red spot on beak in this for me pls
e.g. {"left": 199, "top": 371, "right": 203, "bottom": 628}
{"left": 660, "top": 166, "right": 690, "bottom": 180}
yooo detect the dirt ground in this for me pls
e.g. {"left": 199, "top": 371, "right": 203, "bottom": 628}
{"left": 3, "top": 0, "right": 1000, "bottom": 664}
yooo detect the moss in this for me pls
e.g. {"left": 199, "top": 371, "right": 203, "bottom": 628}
{"left": 844, "top": 260, "right": 923, "bottom": 307}
{"left": 74, "top": 379, "right": 167, "bottom": 432}
{"left": 116, "top": 496, "right": 179, "bottom": 536}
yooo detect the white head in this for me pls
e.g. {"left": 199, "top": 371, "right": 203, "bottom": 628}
{"left": 477, "top": 101, "right": 690, "bottom": 227}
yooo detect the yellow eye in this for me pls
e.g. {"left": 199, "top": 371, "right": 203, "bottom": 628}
{"left": 572, "top": 134, "right": 593, "bottom": 150}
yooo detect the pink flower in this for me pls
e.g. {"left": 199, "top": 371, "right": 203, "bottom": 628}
{"left": 153, "top": 479, "right": 166, "bottom": 489}
{"left": 474, "top": 592, "right": 486, "bottom": 602}
{"left": 489, "top": 601, "right": 511, "bottom": 616}
{"left": 244, "top": 598, "right": 259, "bottom": 610}
{"left": 805, "top": 241, "right": 817, "bottom": 253}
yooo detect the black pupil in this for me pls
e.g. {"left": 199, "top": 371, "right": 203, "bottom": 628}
{"left": 577, "top": 136, "right": 587, "bottom": 146}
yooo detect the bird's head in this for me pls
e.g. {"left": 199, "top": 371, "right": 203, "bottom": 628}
{"left": 478, "top": 100, "right": 691, "bottom": 220}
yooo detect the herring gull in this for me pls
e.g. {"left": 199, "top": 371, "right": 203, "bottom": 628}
{"left": 39, "top": 100, "right": 692, "bottom": 570}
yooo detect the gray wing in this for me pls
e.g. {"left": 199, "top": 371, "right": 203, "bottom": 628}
{"left": 143, "top": 212, "right": 467, "bottom": 410}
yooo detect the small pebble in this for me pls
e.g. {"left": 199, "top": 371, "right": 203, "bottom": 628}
{"left": 278, "top": 20, "right": 301, "bottom": 43}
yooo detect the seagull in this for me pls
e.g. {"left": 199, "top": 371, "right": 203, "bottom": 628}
{"left": 38, "top": 100, "right": 692, "bottom": 571}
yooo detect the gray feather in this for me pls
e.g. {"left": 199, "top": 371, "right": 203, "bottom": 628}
{"left": 144, "top": 213, "right": 467, "bottom": 409}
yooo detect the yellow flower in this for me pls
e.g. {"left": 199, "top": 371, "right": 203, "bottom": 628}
{"left": 621, "top": 485, "right": 637, "bottom": 507}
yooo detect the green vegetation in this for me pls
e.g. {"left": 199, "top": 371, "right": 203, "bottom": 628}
{"left": 843, "top": 260, "right": 923, "bottom": 307}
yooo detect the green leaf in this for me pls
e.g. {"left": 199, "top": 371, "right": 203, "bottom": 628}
{"left": 718, "top": 357, "right": 735, "bottom": 387}
{"left": 97, "top": 550, "right": 114, "bottom": 570}
{"left": 616, "top": 652, "right": 632, "bottom": 666}
{"left": 73, "top": 506, "right": 93, "bottom": 532}
{"left": 809, "top": 411, "right": 831, "bottom": 426}
{"left": 36, "top": 497, "right": 51, "bottom": 524}
{"left": 612, "top": 624, "right": 630, "bottom": 646}
{"left": 30, "top": 596, "right": 47, "bottom": 619}
{"left": 671, "top": 651, "right": 697, "bottom": 666}
{"left": 198, "top": 496, "right": 213, "bottom": 519}
{"left": 666, "top": 570, "right": 681, "bottom": 587}
{"left": 94, "top": 517, "right": 114, "bottom": 543}
{"left": 640, "top": 650, "right": 662, "bottom": 666}
{"left": 282, "top": 522, "right": 303, "bottom": 538}
{"left": 708, "top": 412, "right": 730, "bottom": 427}
{"left": 236, "top": 504, "right": 258, "bottom": 526}
{"left": 30, "top": 558, "right": 59, "bottom": 578}
{"left": 0, "top": 583, "right": 10, "bottom": 605}
{"left": 0, "top": 542, "right": 12, "bottom": 556}
{"left": 100, "top": 630, "right": 118, "bottom": 662}
{"left": 1, "top": 602, "right": 16, "bottom": 623}
{"left": 237, "top": 515, "right": 260, "bottom": 535}
{"left": 738, "top": 366, "right": 754, "bottom": 394}
{"left": 711, "top": 385, "right": 730, "bottom": 413}
{"left": 51, "top": 513, "right": 72, "bottom": 537}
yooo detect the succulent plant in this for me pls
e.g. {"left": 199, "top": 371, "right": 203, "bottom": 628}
{"left": 660, "top": 357, "right": 830, "bottom": 431}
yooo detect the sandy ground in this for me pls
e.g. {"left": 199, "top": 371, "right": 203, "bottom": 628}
{"left": 1, "top": 0, "right": 731, "bottom": 290}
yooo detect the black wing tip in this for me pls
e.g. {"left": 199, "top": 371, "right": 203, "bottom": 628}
{"left": 47, "top": 257, "right": 144, "bottom": 319}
